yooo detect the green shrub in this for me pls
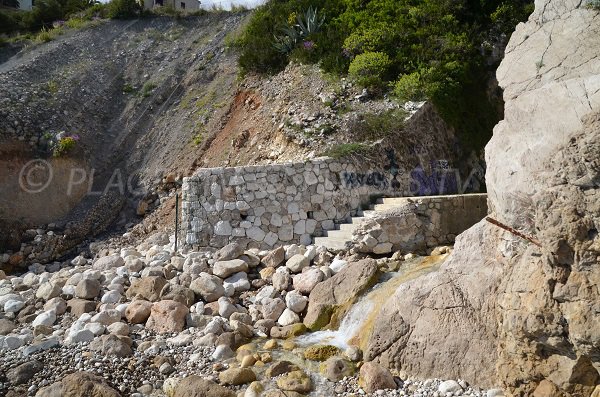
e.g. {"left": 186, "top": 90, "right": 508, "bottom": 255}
{"left": 323, "top": 143, "right": 370, "bottom": 159}
{"left": 353, "top": 109, "right": 407, "bottom": 141}
{"left": 53, "top": 136, "right": 77, "bottom": 157}
{"left": 0, "top": 10, "right": 20, "bottom": 34}
{"left": 65, "top": 16, "right": 86, "bottom": 28}
{"left": 35, "top": 26, "right": 63, "bottom": 42}
{"left": 141, "top": 82, "right": 156, "bottom": 97}
{"left": 348, "top": 51, "right": 392, "bottom": 91}
{"left": 343, "top": 24, "right": 396, "bottom": 55}
{"left": 394, "top": 72, "right": 426, "bottom": 102}
{"left": 107, "top": 0, "right": 140, "bottom": 19}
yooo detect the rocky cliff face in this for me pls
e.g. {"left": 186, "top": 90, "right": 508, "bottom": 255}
{"left": 365, "top": 0, "right": 600, "bottom": 395}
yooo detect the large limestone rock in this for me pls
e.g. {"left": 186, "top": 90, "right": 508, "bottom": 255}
{"left": 364, "top": 223, "right": 503, "bottom": 385}
{"left": 366, "top": 1, "right": 600, "bottom": 395}
{"left": 304, "top": 259, "right": 378, "bottom": 331}
{"left": 35, "top": 371, "right": 120, "bottom": 397}
{"left": 172, "top": 375, "right": 235, "bottom": 397}
{"left": 146, "top": 300, "right": 189, "bottom": 333}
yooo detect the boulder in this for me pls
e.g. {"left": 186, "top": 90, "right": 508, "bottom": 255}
{"left": 276, "top": 370, "right": 312, "bottom": 393}
{"left": 93, "top": 255, "right": 124, "bottom": 271}
{"left": 125, "top": 276, "right": 167, "bottom": 302}
{"left": 172, "top": 375, "right": 234, "bottom": 397}
{"left": 286, "top": 255, "right": 309, "bottom": 273}
{"left": 89, "top": 334, "right": 132, "bottom": 357}
{"left": 190, "top": 273, "right": 224, "bottom": 302}
{"left": 125, "top": 300, "right": 152, "bottom": 324}
{"left": 359, "top": 361, "right": 396, "bottom": 393}
{"left": 285, "top": 290, "right": 308, "bottom": 313}
{"left": 266, "top": 360, "right": 297, "bottom": 377}
{"left": 215, "top": 243, "right": 245, "bottom": 261}
{"left": 292, "top": 268, "right": 324, "bottom": 294}
{"left": 75, "top": 279, "right": 101, "bottom": 299}
{"left": 218, "top": 368, "right": 256, "bottom": 385}
{"left": 272, "top": 268, "right": 290, "bottom": 291}
{"left": 68, "top": 299, "right": 96, "bottom": 317}
{"left": 213, "top": 259, "right": 248, "bottom": 279}
{"left": 303, "top": 259, "right": 378, "bottom": 330}
{"left": 259, "top": 297, "right": 286, "bottom": 321}
{"left": 0, "top": 318, "right": 16, "bottom": 335}
{"left": 35, "top": 371, "right": 120, "bottom": 397}
{"left": 323, "top": 357, "right": 353, "bottom": 382}
{"left": 439, "top": 380, "right": 463, "bottom": 394}
{"left": 36, "top": 282, "right": 62, "bottom": 301}
{"left": 7, "top": 360, "right": 43, "bottom": 385}
{"left": 160, "top": 284, "right": 195, "bottom": 307}
{"left": 277, "top": 309, "right": 300, "bottom": 326}
{"left": 262, "top": 246, "right": 285, "bottom": 267}
{"left": 146, "top": 300, "right": 189, "bottom": 333}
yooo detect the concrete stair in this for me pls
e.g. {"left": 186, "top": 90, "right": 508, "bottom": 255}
{"left": 313, "top": 194, "right": 486, "bottom": 251}
{"left": 312, "top": 197, "right": 415, "bottom": 250}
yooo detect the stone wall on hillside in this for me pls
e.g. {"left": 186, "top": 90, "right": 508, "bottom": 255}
{"left": 181, "top": 157, "right": 470, "bottom": 249}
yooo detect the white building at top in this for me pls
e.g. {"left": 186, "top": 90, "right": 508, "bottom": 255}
{"left": 143, "top": 0, "right": 200, "bottom": 11}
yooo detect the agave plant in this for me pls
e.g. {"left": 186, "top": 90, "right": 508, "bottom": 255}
{"left": 296, "top": 6, "right": 325, "bottom": 38}
{"left": 273, "top": 7, "right": 325, "bottom": 54}
{"left": 273, "top": 25, "right": 301, "bottom": 54}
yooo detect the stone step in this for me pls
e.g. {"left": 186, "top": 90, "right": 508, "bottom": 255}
{"left": 350, "top": 216, "right": 367, "bottom": 224}
{"left": 324, "top": 230, "right": 354, "bottom": 239}
{"left": 313, "top": 237, "right": 350, "bottom": 251}
{"left": 339, "top": 223, "right": 360, "bottom": 232}
{"left": 372, "top": 203, "right": 410, "bottom": 211}
{"left": 376, "top": 197, "right": 410, "bottom": 205}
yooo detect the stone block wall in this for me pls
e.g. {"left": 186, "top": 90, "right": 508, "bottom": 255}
{"left": 182, "top": 158, "right": 384, "bottom": 249}
{"left": 352, "top": 194, "right": 488, "bottom": 253}
{"left": 181, "top": 156, "right": 482, "bottom": 250}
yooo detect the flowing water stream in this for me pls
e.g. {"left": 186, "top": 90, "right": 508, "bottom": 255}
{"left": 295, "top": 254, "right": 448, "bottom": 351}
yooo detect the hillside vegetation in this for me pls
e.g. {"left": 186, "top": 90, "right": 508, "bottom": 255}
{"left": 235, "top": 0, "right": 534, "bottom": 150}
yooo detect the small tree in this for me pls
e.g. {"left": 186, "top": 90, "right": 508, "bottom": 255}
{"left": 107, "top": 0, "right": 140, "bottom": 19}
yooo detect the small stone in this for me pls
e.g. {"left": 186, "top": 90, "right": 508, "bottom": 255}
{"left": 277, "top": 308, "right": 300, "bottom": 326}
{"left": 285, "top": 290, "right": 308, "bottom": 313}
{"left": 359, "top": 361, "right": 396, "bottom": 393}
{"left": 212, "top": 344, "right": 234, "bottom": 360}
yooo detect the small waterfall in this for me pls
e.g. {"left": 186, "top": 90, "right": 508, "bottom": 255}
{"left": 296, "top": 255, "right": 448, "bottom": 350}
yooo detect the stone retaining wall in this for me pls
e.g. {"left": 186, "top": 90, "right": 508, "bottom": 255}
{"left": 181, "top": 158, "right": 478, "bottom": 249}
